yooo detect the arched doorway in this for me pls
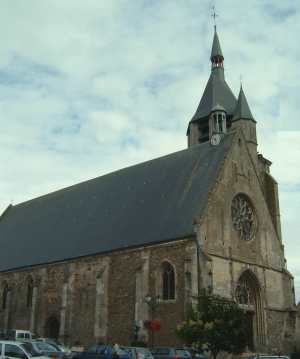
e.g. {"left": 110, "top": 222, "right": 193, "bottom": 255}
{"left": 235, "top": 270, "right": 265, "bottom": 350}
{"left": 44, "top": 316, "right": 60, "bottom": 339}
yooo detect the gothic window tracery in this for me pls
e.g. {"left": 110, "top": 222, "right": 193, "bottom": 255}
{"left": 235, "top": 283, "right": 252, "bottom": 305}
{"left": 162, "top": 262, "right": 175, "bottom": 300}
{"left": 231, "top": 194, "right": 256, "bottom": 241}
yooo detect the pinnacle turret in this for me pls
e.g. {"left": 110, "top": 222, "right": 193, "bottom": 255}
{"left": 233, "top": 86, "right": 255, "bottom": 122}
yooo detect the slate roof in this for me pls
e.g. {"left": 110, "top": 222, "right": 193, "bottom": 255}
{"left": 210, "top": 30, "right": 223, "bottom": 60}
{"left": 0, "top": 133, "right": 234, "bottom": 272}
{"left": 190, "top": 29, "right": 237, "bottom": 123}
{"left": 191, "top": 67, "right": 237, "bottom": 121}
{"left": 232, "top": 86, "right": 255, "bottom": 122}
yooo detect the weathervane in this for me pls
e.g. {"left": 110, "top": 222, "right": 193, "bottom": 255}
{"left": 211, "top": 5, "right": 218, "bottom": 31}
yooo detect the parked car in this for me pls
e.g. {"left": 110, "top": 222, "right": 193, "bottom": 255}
{"left": 122, "top": 347, "right": 154, "bottom": 359}
{"left": 35, "top": 338, "right": 71, "bottom": 353}
{"left": 0, "top": 331, "right": 36, "bottom": 342}
{"left": 151, "top": 348, "right": 191, "bottom": 359}
{"left": 31, "top": 340, "right": 68, "bottom": 358}
{"left": 72, "top": 344, "right": 130, "bottom": 359}
{"left": 183, "top": 348, "right": 205, "bottom": 359}
{"left": 0, "top": 340, "right": 49, "bottom": 359}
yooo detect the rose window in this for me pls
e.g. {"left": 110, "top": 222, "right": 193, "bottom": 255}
{"left": 231, "top": 194, "right": 256, "bottom": 241}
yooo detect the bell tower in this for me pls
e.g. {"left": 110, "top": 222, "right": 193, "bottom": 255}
{"left": 187, "top": 27, "right": 237, "bottom": 147}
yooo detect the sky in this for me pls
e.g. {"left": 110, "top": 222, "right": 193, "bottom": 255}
{"left": 0, "top": 1, "right": 299, "bottom": 301}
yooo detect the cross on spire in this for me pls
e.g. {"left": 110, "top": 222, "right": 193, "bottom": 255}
{"left": 211, "top": 6, "right": 218, "bottom": 31}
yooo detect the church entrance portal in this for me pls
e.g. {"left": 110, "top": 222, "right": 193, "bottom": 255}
{"left": 235, "top": 270, "right": 265, "bottom": 350}
{"left": 44, "top": 316, "right": 60, "bottom": 339}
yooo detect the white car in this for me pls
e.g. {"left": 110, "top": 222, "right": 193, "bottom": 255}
{"left": 0, "top": 341, "right": 49, "bottom": 359}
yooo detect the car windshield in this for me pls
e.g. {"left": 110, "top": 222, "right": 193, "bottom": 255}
{"left": 113, "top": 348, "right": 128, "bottom": 355}
{"left": 34, "top": 342, "right": 59, "bottom": 352}
{"left": 46, "top": 342, "right": 61, "bottom": 351}
{"left": 136, "top": 348, "right": 152, "bottom": 355}
{"left": 20, "top": 343, "right": 41, "bottom": 357}
{"left": 175, "top": 350, "right": 191, "bottom": 357}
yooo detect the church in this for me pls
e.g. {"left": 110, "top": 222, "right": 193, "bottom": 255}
{"left": 0, "top": 28, "right": 297, "bottom": 353}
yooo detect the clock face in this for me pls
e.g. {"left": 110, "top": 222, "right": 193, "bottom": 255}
{"left": 210, "top": 133, "right": 221, "bottom": 146}
{"left": 231, "top": 194, "right": 257, "bottom": 241}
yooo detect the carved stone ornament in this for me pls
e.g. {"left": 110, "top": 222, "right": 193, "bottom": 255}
{"left": 231, "top": 194, "right": 256, "bottom": 241}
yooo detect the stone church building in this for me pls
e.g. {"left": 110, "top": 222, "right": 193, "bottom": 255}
{"left": 0, "top": 29, "right": 297, "bottom": 352}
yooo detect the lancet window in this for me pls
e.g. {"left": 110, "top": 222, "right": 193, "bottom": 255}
{"left": 162, "top": 262, "right": 175, "bottom": 300}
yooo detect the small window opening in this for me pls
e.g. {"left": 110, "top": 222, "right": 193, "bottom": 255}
{"left": 2, "top": 283, "right": 9, "bottom": 310}
{"left": 162, "top": 262, "right": 175, "bottom": 300}
{"left": 27, "top": 278, "right": 34, "bottom": 308}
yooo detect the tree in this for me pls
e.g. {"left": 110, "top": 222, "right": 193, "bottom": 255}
{"left": 176, "top": 290, "right": 248, "bottom": 359}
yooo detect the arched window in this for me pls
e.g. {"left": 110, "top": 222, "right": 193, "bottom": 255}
{"left": 162, "top": 262, "right": 175, "bottom": 300}
{"left": 235, "top": 270, "right": 259, "bottom": 306}
{"left": 27, "top": 277, "right": 34, "bottom": 308}
{"left": 2, "top": 283, "right": 9, "bottom": 310}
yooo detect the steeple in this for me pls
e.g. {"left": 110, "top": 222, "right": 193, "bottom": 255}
{"left": 210, "top": 27, "right": 224, "bottom": 69}
{"left": 233, "top": 85, "right": 255, "bottom": 122}
{"left": 190, "top": 28, "right": 236, "bottom": 122}
{"left": 187, "top": 28, "right": 237, "bottom": 147}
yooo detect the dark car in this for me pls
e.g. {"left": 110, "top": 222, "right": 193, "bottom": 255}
{"left": 72, "top": 345, "right": 130, "bottom": 359}
{"left": 151, "top": 348, "right": 191, "bottom": 359}
{"left": 31, "top": 340, "right": 66, "bottom": 358}
{"left": 183, "top": 348, "right": 205, "bottom": 359}
{"left": 35, "top": 338, "right": 71, "bottom": 354}
{"left": 122, "top": 347, "right": 154, "bottom": 359}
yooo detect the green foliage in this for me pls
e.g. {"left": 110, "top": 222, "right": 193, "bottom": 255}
{"left": 176, "top": 289, "right": 248, "bottom": 359}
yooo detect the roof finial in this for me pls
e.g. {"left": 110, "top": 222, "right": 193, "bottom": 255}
{"left": 211, "top": 5, "right": 218, "bottom": 31}
{"left": 240, "top": 74, "right": 243, "bottom": 88}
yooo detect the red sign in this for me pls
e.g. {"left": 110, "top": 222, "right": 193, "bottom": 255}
{"left": 144, "top": 319, "right": 161, "bottom": 331}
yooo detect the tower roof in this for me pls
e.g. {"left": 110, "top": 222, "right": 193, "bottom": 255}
{"left": 232, "top": 85, "right": 255, "bottom": 122}
{"left": 190, "top": 29, "right": 237, "bottom": 123}
{"left": 191, "top": 67, "right": 237, "bottom": 121}
{"left": 210, "top": 28, "right": 223, "bottom": 61}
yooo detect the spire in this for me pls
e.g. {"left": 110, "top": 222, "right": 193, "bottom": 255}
{"left": 232, "top": 85, "right": 255, "bottom": 122}
{"left": 190, "top": 29, "right": 236, "bottom": 122}
{"left": 210, "top": 28, "right": 224, "bottom": 68}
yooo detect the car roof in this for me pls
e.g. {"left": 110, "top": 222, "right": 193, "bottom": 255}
{"left": 0, "top": 340, "right": 25, "bottom": 345}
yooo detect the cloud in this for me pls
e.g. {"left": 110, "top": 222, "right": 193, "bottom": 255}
{"left": 0, "top": 0, "right": 299, "bottom": 302}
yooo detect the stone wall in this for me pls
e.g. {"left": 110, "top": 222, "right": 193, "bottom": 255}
{"left": 296, "top": 303, "right": 300, "bottom": 344}
{"left": 0, "top": 238, "right": 197, "bottom": 347}
{"left": 195, "top": 130, "right": 296, "bottom": 353}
